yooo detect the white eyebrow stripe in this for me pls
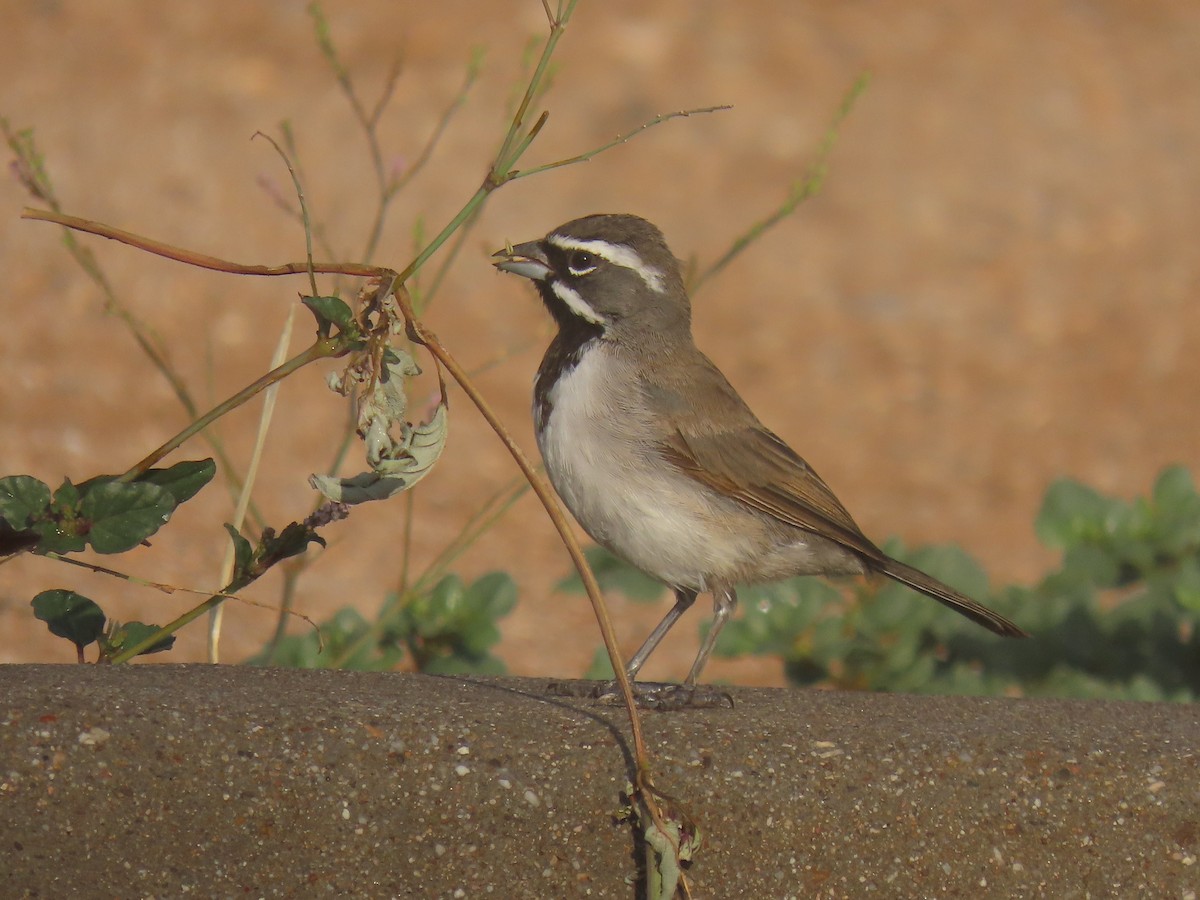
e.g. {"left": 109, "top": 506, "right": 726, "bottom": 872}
{"left": 550, "top": 279, "right": 607, "bottom": 326}
{"left": 548, "top": 235, "right": 666, "bottom": 293}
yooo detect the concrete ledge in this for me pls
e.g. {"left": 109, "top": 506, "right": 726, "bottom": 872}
{"left": 1, "top": 665, "right": 1196, "bottom": 897}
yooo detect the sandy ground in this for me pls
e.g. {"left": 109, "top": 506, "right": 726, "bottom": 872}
{"left": 2, "top": 2, "right": 1197, "bottom": 685}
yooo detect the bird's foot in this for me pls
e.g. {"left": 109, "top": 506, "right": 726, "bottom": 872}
{"left": 546, "top": 679, "right": 733, "bottom": 710}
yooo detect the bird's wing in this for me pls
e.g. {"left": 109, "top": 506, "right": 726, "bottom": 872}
{"left": 644, "top": 354, "right": 886, "bottom": 564}
{"left": 658, "top": 423, "right": 886, "bottom": 563}
{"left": 646, "top": 354, "right": 1029, "bottom": 639}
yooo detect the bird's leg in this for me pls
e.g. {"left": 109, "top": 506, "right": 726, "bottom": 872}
{"left": 546, "top": 588, "right": 698, "bottom": 701}
{"left": 546, "top": 587, "right": 733, "bottom": 708}
{"left": 684, "top": 587, "right": 738, "bottom": 686}
{"left": 615, "top": 587, "right": 736, "bottom": 710}
{"left": 625, "top": 587, "right": 698, "bottom": 680}
{"left": 622, "top": 587, "right": 737, "bottom": 710}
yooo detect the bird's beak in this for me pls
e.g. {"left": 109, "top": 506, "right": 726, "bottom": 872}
{"left": 492, "top": 240, "right": 551, "bottom": 281}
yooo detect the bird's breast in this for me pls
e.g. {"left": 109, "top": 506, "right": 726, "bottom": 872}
{"left": 533, "top": 345, "right": 782, "bottom": 590}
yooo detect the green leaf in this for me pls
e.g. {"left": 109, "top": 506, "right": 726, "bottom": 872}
{"left": 221, "top": 522, "right": 326, "bottom": 593}
{"left": 246, "top": 630, "right": 326, "bottom": 668}
{"left": 32, "top": 589, "right": 106, "bottom": 650}
{"left": 223, "top": 524, "right": 255, "bottom": 582}
{"left": 423, "top": 653, "right": 506, "bottom": 676}
{"left": 1035, "top": 478, "right": 1120, "bottom": 549}
{"left": 249, "top": 607, "right": 371, "bottom": 668}
{"left": 1171, "top": 556, "right": 1200, "bottom": 612}
{"left": 79, "top": 481, "right": 175, "bottom": 553}
{"left": 556, "top": 545, "right": 666, "bottom": 602}
{"left": 260, "top": 521, "right": 326, "bottom": 566}
{"left": 0, "top": 475, "right": 51, "bottom": 527}
{"left": 27, "top": 477, "right": 89, "bottom": 554}
{"left": 464, "top": 571, "right": 518, "bottom": 617}
{"left": 1058, "top": 543, "right": 1121, "bottom": 589}
{"left": 303, "top": 295, "right": 359, "bottom": 339}
{"left": 0, "top": 475, "right": 88, "bottom": 554}
{"left": 107, "top": 621, "right": 176, "bottom": 656}
{"left": 52, "top": 478, "right": 81, "bottom": 511}
{"left": 1152, "top": 465, "right": 1196, "bottom": 509}
{"left": 138, "top": 459, "right": 216, "bottom": 505}
{"left": 389, "top": 572, "right": 516, "bottom": 674}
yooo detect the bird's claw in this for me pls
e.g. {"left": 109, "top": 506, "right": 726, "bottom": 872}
{"left": 546, "top": 679, "right": 733, "bottom": 710}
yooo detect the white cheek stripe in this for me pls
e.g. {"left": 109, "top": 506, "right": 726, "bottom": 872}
{"left": 550, "top": 280, "right": 607, "bottom": 325}
{"left": 548, "top": 235, "right": 666, "bottom": 293}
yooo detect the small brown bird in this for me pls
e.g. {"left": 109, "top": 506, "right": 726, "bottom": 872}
{"left": 495, "top": 214, "right": 1026, "bottom": 705}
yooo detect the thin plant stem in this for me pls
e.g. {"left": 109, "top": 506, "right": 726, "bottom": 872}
{"left": 690, "top": 72, "right": 871, "bottom": 293}
{"left": 418, "top": 204, "right": 483, "bottom": 309}
{"left": 109, "top": 589, "right": 235, "bottom": 664}
{"left": 119, "top": 339, "right": 340, "bottom": 482}
{"left": 264, "top": 562, "right": 304, "bottom": 664}
{"left": 21, "top": 208, "right": 384, "bottom": 279}
{"left": 494, "top": 0, "right": 579, "bottom": 167}
{"left": 252, "top": 131, "right": 319, "bottom": 297}
{"left": 208, "top": 304, "right": 298, "bottom": 662}
{"left": 3, "top": 121, "right": 266, "bottom": 529}
{"left": 398, "top": 489, "right": 416, "bottom": 594}
{"left": 511, "top": 104, "right": 731, "bottom": 181}
{"left": 390, "top": 290, "right": 653, "bottom": 778}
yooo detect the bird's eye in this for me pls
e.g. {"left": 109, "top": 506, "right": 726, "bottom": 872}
{"left": 567, "top": 250, "right": 597, "bottom": 276}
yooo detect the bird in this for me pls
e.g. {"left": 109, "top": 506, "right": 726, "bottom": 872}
{"left": 493, "top": 213, "right": 1027, "bottom": 706}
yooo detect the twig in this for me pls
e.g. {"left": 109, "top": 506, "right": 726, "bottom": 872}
{"left": 21, "top": 208, "right": 383, "bottom": 279}
{"left": 209, "top": 303, "right": 299, "bottom": 663}
{"left": 45, "top": 552, "right": 321, "bottom": 633}
{"left": 511, "top": 104, "right": 732, "bottom": 181}
{"left": 118, "top": 338, "right": 340, "bottom": 482}
{"left": 3, "top": 120, "right": 266, "bottom": 529}
{"left": 253, "top": 131, "right": 320, "bottom": 296}
{"left": 494, "top": 0, "right": 579, "bottom": 167}
{"left": 690, "top": 72, "right": 871, "bottom": 292}
{"left": 389, "top": 288, "right": 658, "bottom": 782}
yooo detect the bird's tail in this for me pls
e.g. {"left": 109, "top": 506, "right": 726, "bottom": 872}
{"left": 877, "top": 556, "right": 1029, "bottom": 638}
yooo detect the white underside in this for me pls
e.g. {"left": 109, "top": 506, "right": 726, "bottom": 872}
{"left": 535, "top": 345, "right": 857, "bottom": 590}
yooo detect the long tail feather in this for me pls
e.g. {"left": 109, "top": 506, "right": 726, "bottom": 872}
{"left": 877, "top": 556, "right": 1029, "bottom": 638}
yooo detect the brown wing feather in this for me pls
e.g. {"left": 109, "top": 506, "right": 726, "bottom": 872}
{"left": 644, "top": 351, "right": 886, "bottom": 563}
{"left": 658, "top": 427, "right": 887, "bottom": 564}
{"left": 646, "top": 352, "right": 1029, "bottom": 639}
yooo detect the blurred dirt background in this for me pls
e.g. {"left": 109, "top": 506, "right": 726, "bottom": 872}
{"left": 1, "top": 2, "right": 1197, "bottom": 685}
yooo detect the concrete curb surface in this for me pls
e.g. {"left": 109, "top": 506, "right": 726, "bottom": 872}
{"left": 1, "top": 665, "right": 1196, "bottom": 898}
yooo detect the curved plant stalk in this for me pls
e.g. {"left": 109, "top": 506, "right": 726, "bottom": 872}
{"left": 118, "top": 338, "right": 345, "bottom": 482}
{"left": 386, "top": 285, "right": 680, "bottom": 854}
{"left": 20, "top": 0, "right": 731, "bottom": 873}
{"left": 45, "top": 550, "right": 322, "bottom": 659}
{"left": 513, "top": 104, "right": 731, "bottom": 180}
{"left": 209, "top": 304, "right": 298, "bottom": 663}
{"left": 20, "top": 208, "right": 382, "bottom": 280}
{"left": 689, "top": 71, "right": 871, "bottom": 293}
{"left": 205, "top": 125, "right": 316, "bottom": 661}
{"left": 3, "top": 120, "right": 267, "bottom": 531}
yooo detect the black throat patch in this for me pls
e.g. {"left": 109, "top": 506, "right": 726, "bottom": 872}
{"left": 533, "top": 316, "right": 603, "bottom": 429}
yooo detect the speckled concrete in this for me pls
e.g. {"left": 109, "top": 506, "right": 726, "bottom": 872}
{"left": 0, "top": 665, "right": 1196, "bottom": 898}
